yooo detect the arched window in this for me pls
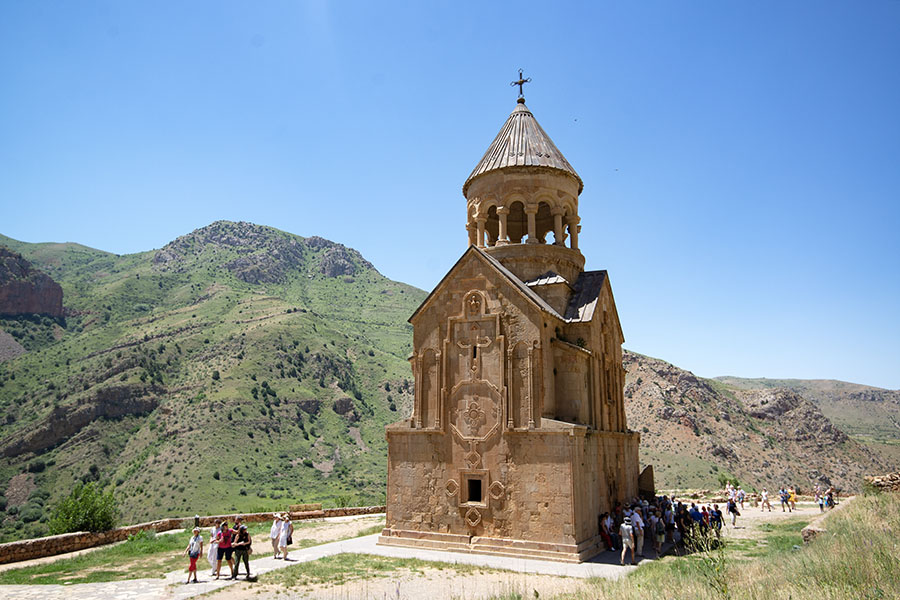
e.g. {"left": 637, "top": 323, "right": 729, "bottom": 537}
{"left": 506, "top": 201, "right": 526, "bottom": 243}
{"left": 535, "top": 202, "right": 553, "bottom": 244}
{"left": 485, "top": 205, "right": 499, "bottom": 247}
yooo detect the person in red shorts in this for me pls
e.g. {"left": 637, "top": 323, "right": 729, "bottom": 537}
{"left": 215, "top": 520, "right": 235, "bottom": 579}
{"left": 182, "top": 527, "right": 203, "bottom": 584}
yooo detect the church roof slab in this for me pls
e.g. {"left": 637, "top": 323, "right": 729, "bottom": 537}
{"left": 463, "top": 101, "right": 583, "bottom": 196}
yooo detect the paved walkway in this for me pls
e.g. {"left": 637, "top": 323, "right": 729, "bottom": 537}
{"left": 0, "top": 531, "right": 663, "bottom": 599}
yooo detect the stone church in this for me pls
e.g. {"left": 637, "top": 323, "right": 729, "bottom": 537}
{"left": 379, "top": 88, "right": 647, "bottom": 562}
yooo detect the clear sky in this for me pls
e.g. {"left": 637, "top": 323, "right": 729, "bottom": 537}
{"left": 2, "top": 1, "right": 898, "bottom": 389}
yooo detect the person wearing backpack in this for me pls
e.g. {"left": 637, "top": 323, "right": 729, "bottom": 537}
{"left": 652, "top": 510, "right": 665, "bottom": 557}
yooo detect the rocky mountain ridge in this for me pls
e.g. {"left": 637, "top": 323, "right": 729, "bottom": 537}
{"left": 624, "top": 351, "right": 891, "bottom": 493}
{"left": 0, "top": 248, "right": 63, "bottom": 318}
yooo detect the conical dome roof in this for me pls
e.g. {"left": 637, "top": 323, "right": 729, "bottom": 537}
{"left": 463, "top": 100, "right": 583, "bottom": 196}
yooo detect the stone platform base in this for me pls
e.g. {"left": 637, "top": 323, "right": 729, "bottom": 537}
{"left": 377, "top": 528, "right": 603, "bottom": 563}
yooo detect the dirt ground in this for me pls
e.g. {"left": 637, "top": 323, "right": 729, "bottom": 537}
{"left": 205, "top": 503, "right": 825, "bottom": 600}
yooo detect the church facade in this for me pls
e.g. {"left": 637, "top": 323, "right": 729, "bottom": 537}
{"left": 378, "top": 92, "right": 646, "bottom": 562}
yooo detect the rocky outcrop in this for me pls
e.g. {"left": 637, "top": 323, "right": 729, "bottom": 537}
{"left": 0, "top": 384, "right": 162, "bottom": 457}
{"left": 0, "top": 247, "right": 63, "bottom": 318}
{"left": 332, "top": 397, "right": 359, "bottom": 422}
{"left": 0, "top": 329, "right": 26, "bottom": 362}
{"left": 623, "top": 350, "right": 886, "bottom": 493}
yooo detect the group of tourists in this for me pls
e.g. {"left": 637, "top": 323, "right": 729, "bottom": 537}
{"left": 601, "top": 482, "right": 840, "bottom": 566}
{"left": 180, "top": 512, "right": 295, "bottom": 584}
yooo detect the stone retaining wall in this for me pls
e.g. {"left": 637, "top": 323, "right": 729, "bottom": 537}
{"left": 864, "top": 472, "right": 900, "bottom": 493}
{"left": 0, "top": 505, "right": 385, "bottom": 565}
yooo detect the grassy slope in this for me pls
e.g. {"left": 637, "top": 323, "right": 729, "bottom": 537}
{"left": 0, "top": 223, "right": 426, "bottom": 543}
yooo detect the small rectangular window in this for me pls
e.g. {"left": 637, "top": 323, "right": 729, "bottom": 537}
{"left": 467, "top": 478, "right": 482, "bottom": 503}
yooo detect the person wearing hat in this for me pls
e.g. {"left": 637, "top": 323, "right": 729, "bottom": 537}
{"left": 278, "top": 512, "right": 294, "bottom": 561}
{"left": 232, "top": 517, "right": 253, "bottom": 580}
{"left": 270, "top": 513, "right": 282, "bottom": 558}
{"left": 619, "top": 515, "right": 636, "bottom": 566}
{"left": 630, "top": 505, "right": 645, "bottom": 557}
{"left": 182, "top": 527, "right": 203, "bottom": 584}
{"left": 214, "top": 520, "right": 236, "bottom": 579}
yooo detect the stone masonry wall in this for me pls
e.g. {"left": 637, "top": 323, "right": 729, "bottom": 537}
{"left": 0, "top": 505, "right": 384, "bottom": 565}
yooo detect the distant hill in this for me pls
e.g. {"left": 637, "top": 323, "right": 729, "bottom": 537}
{"left": 714, "top": 375, "right": 900, "bottom": 468}
{"left": 0, "top": 222, "right": 425, "bottom": 542}
{"left": 624, "top": 351, "right": 891, "bottom": 493}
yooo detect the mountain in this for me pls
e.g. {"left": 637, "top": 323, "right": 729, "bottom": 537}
{"left": 0, "top": 222, "right": 894, "bottom": 544}
{"left": 624, "top": 351, "right": 891, "bottom": 493}
{"left": 714, "top": 376, "right": 900, "bottom": 467}
{"left": 0, "top": 247, "right": 63, "bottom": 319}
{"left": 0, "top": 222, "right": 426, "bottom": 542}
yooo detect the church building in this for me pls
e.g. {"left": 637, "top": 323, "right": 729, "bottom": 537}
{"left": 379, "top": 81, "right": 647, "bottom": 562}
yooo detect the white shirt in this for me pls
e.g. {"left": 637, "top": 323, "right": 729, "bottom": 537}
{"left": 631, "top": 511, "right": 644, "bottom": 532}
{"left": 270, "top": 520, "right": 281, "bottom": 539}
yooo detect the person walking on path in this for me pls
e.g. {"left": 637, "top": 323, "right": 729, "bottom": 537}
{"left": 215, "top": 521, "right": 236, "bottom": 579}
{"left": 789, "top": 486, "right": 797, "bottom": 511}
{"left": 737, "top": 486, "right": 746, "bottom": 510}
{"left": 619, "top": 516, "right": 637, "bottom": 566}
{"left": 727, "top": 497, "right": 740, "bottom": 526}
{"left": 760, "top": 489, "right": 772, "bottom": 511}
{"left": 278, "top": 513, "right": 294, "bottom": 561}
{"left": 780, "top": 488, "right": 791, "bottom": 512}
{"left": 232, "top": 517, "right": 253, "bottom": 580}
{"left": 207, "top": 522, "right": 221, "bottom": 576}
{"left": 270, "top": 513, "right": 282, "bottom": 558}
{"left": 182, "top": 527, "right": 203, "bottom": 584}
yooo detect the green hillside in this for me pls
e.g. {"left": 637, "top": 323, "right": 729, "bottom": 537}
{"left": 0, "top": 222, "right": 426, "bottom": 542}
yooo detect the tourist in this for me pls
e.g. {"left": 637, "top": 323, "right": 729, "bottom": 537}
{"left": 599, "top": 512, "right": 614, "bottom": 551}
{"left": 727, "top": 496, "right": 740, "bottom": 526}
{"left": 664, "top": 502, "right": 675, "bottom": 543}
{"left": 710, "top": 504, "right": 724, "bottom": 535}
{"left": 207, "top": 521, "right": 221, "bottom": 576}
{"left": 631, "top": 505, "right": 645, "bottom": 557}
{"left": 620, "top": 515, "right": 636, "bottom": 566}
{"left": 232, "top": 517, "right": 253, "bottom": 580}
{"left": 780, "top": 487, "right": 791, "bottom": 512}
{"left": 737, "top": 486, "right": 746, "bottom": 510}
{"left": 605, "top": 512, "right": 620, "bottom": 550}
{"left": 760, "top": 488, "right": 772, "bottom": 511}
{"left": 270, "top": 513, "right": 282, "bottom": 558}
{"left": 789, "top": 486, "right": 797, "bottom": 511}
{"left": 182, "top": 527, "right": 203, "bottom": 584}
{"left": 652, "top": 510, "right": 665, "bottom": 557}
{"left": 278, "top": 513, "right": 294, "bottom": 561}
{"left": 215, "top": 520, "right": 235, "bottom": 579}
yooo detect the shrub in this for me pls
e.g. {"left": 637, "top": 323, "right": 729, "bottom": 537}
{"left": 48, "top": 482, "right": 118, "bottom": 534}
{"left": 27, "top": 459, "right": 46, "bottom": 473}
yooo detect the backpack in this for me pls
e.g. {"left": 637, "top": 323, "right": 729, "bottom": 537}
{"left": 655, "top": 519, "right": 665, "bottom": 535}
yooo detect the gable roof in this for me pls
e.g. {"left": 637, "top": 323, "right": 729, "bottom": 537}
{"left": 463, "top": 101, "right": 583, "bottom": 196}
{"left": 563, "top": 271, "right": 607, "bottom": 322}
{"left": 409, "top": 246, "right": 564, "bottom": 323}
{"left": 525, "top": 271, "right": 570, "bottom": 287}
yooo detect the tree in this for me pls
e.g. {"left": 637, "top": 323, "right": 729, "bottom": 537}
{"left": 48, "top": 482, "right": 118, "bottom": 534}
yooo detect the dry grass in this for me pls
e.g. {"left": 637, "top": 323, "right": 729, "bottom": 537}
{"left": 544, "top": 493, "right": 900, "bottom": 600}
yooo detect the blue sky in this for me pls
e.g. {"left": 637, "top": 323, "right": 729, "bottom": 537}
{"left": 1, "top": 1, "right": 898, "bottom": 388}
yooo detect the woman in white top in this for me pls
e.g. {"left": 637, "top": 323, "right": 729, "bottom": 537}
{"left": 278, "top": 513, "right": 294, "bottom": 560}
{"left": 270, "top": 513, "right": 282, "bottom": 558}
{"left": 207, "top": 522, "right": 221, "bottom": 576}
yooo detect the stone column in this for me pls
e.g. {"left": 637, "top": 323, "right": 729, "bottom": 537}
{"left": 475, "top": 218, "right": 486, "bottom": 248}
{"left": 525, "top": 206, "right": 538, "bottom": 244}
{"left": 567, "top": 216, "right": 580, "bottom": 250}
{"left": 496, "top": 207, "right": 509, "bottom": 246}
{"left": 466, "top": 222, "right": 477, "bottom": 246}
{"left": 552, "top": 210, "right": 565, "bottom": 246}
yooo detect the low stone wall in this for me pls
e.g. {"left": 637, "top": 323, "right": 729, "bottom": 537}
{"left": 800, "top": 496, "right": 854, "bottom": 544}
{"left": 864, "top": 472, "right": 900, "bottom": 493}
{"left": 0, "top": 505, "right": 385, "bottom": 565}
